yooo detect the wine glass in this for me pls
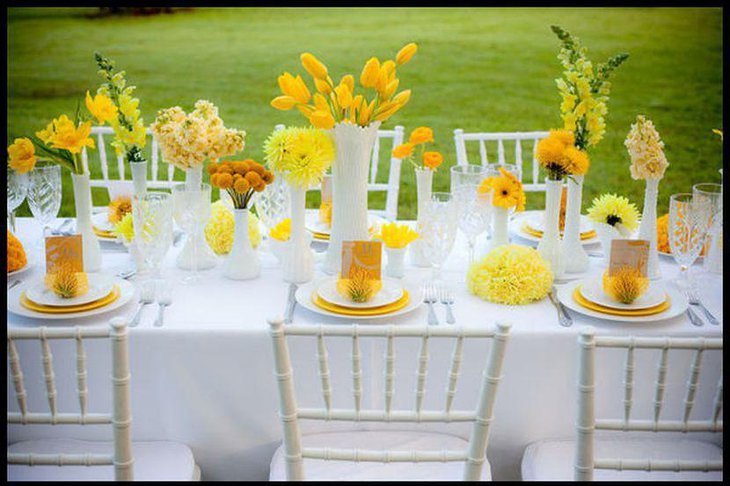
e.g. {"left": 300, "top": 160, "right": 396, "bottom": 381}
{"left": 26, "top": 164, "right": 62, "bottom": 250}
{"left": 420, "top": 192, "right": 458, "bottom": 284}
{"left": 7, "top": 167, "right": 29, "bottom": 234}
{"left": 693, "top": 183, "right": 723, "bottom": 275}
{"left": 253, "top": 170, "right": 290, "bottom": 232}
{"left": 450, "top": 164, "right": 488, "bottom": 193}
{"left": 133, "top": 191, "right": 174, "bottom": 282}
{"left": 668, "top": 193, "right": 710, "bottom": 288}
{"left": 172, "top": 183, "right": 212, "bottom": 284}
{"left": 454, "top": 184, "right": 493, "bottom": 266}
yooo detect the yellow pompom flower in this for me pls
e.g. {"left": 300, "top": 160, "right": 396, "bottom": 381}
{"left": 85, "top": 91, "right": 118, "bottom": 124}
{"left": 336, "top": 268, "right": 382, "bottom": 303}
{"left": 8, "top": 137, "right": 37, "bottom": 173}
{"left": 602, "top": 267, "right": 649, "bottom": 304}
{"left": 586, "top": 193, "right": 640, "bottom": 233}
{"left": 204, "top": 200, "right": 261, "bottom": 255}
{"left": 373, "top": 223, "right": 419, "bottom": 249}
{"left": 269, "top": 218, "right": 292, "bottom": 241}
{"left": 563, "top": 146, "right": 590, "bottom": 175}
{"left": 396, "top": 42, "right": 418, "bottom": 65}
{"left": 45, "top": 264, "right": 89, "bottom": 299}
{"left": 300, "top": 52, "right": 328, "bottom": 80}
{"left": 467, "top": 244, "right": 553, "bottom": 305}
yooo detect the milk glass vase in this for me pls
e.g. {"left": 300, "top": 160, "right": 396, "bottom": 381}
{"left": 324, "top": 121, "right": 381, "bottom": 275}
{"left": 637, "top": 177, "right": 661, "bottom": 279}
{"left": 410, "top": 167, "right": 434, "bottom": 267}
{"left": 225, "top": 208, "right": 260, "bottom": 280}
{"left": 71, "top": 172, "right": 102, "bottom": 272}
{"left": 129, "top": 160, "right": 148, "bottom": 198}
{"left": 537, "top": 178, "right": 565, "bottom": 278}
{"left": 282, "top": 185, "right": 314, "bottom": 283}
{"left": 490, "top": 206, "right": 510, "bottom": 249}
{"left": 561, "top": 175, "right": 589, "bottom": 273}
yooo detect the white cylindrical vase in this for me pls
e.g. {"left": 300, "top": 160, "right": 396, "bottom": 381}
{"left": 537, "top": 178, "right": 565, "bottom": 279}
{"left": 410, "top": 167, "right": 434, "bottom": 267}
{"left": 489, "top": 206, "right": 510, "bottom": 250}
{"left": 129, "top": 160, "right": 148, "bottom": 198}
{"left": 185, "top": 166, "right": 203, "bottom": 190}
{"left": 224, "top": 209, "right": 260, "bottom": 280}
{"left": 385, "top": 246, "right": 407, "bottom": 279}
{"left": 637, "top": 177, "right": 661, "bottom": 279}
{"left": 71, "top": 172, "right": 102, "bottom": 272}
{"left": 561, "top": 175, "right": 589, "bottom": 273}
{"left": 282, "top": 185, "right": 314, "bottom": 284}
{"left": 324, "top": 121, "right": 381, "bottom": 275}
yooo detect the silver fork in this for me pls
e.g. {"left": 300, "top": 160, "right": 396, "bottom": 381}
{"left": 153, "top": 280, "right": 173, "bottom": 328}
{"left": 423, "top": 284, "right": 439, "bottom": 326}
{"left": 129, "top": 281, "right": 155, "bottom": 328}
{"left": 686, "top": 287, "right": 719, "bottom": 326}
{"left": 439, "top": 286, "right": 456, "bottom": 325}
{"left": 7, "top": 279, "right": 21, "bottom": 290}
{"left": 548, "top": 285, "right": 573, "bottom": 327}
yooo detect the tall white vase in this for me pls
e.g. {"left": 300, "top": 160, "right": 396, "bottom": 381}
{"left": 637, "top": 177, "right": 661, "bottom": 279}
{"left": 282, "top": 185, "right": 314, "bottom": 283}
{"left": 71, "top": 173, "right": 102, "bottom": 272}
{"left": 324, "top": 121, "right": 381, "bottom": 275}
{"left": 177, "top": 166, "right": 216, "bottom": 270}
{"left": 537, "top": 178, "right": 565, "bottom": 278}
{"left": 129, "top": 160, "right": 148, "bottom": 198}
{"left": 562, "top": 175, "right": 589, "bottom": 273}
{"left": 410, "top": 167, "right": 434, "bottom": 267}
{"left": 224, "top": 209, "right": 260, "bottom": 280}
{"left": 489, "top": 206, "right": 510, "bottom": 250}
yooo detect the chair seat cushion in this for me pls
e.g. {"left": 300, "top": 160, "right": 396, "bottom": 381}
{"left": 269, "top": 430, "right": 491, "bottom": 481}
{"left": 8, "top": 439, "right": 199, "bottom": 481}
{"left": 521, "top": 437, "right": 722, "bottom": 481}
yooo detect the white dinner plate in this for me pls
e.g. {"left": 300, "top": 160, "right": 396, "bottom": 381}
{"left": 295, "top": 279, "right": 422, "bottom": 321}
{"left": 509, "top": 210, "right": 599, "bottom": 246}
{"left": 92, "top": 211, "right": 117, "bottom": 234}
{"left": 317, "top": 276, "right": 405, "bottom": 309}
{"left": 25, "top": 273, "right": 115, "bottom": 307}
{"left": 7, "top": 278, "right": 137, "bottom": 321}
{"left": 556, "top": 278, "right": 688, "bottom": 323}
{"left": 580, "top": 277, "right": 666, "bottom": 310}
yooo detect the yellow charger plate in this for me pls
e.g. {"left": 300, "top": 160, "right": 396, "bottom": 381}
{"left": 93, "top": 226, "right": 117, "bottom": 239}
{"left": 522, "top": 224, "right": 597, "bottom": 241}
{"left": 572, "top": 286, "right": 671, "bottom": 317}
{"left": 21, "top": 285, "right": 121, "bottom": 314}
{"left": 312, "top": 290, "right": 410, "bottom": 316}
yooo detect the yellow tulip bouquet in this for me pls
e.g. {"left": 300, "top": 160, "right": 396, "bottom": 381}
{"left": 270, "top": 43, "right": 418, "bottom": 129}
{"left": 392, "top": 126, "right": 444, "bottom": 171}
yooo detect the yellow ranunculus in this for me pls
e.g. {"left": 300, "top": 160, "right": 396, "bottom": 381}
{"left": 85, "top": 91, "right": 118, "bottom": 124}
{"left": 396, "top": 42, "right": 418, "bottom": 65}
{"left": 300, "top": 53, "right": 328, "bottom": 80}
{"left": 38, "top": 115, "right": 95, "bottom": 154}
{"left": 8, "top": 137, "right": 37, "bottom": 173}
{"left": 360, "top": 57, "right": 380, "bottom": 88}
{"left": 409, "top": 126, "right": 434, "bottom": 145}
{"left": 392, "top": 143, "right": 414, "bottom": 159}
{"left": 271, "top": 96, "right": 298, "bottom": 110}
{"left": 422, "top": 151, "right": 443, "bottom": 170}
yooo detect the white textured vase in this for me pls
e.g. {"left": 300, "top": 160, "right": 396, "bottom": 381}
{"left": 594, "top": 222, "right": 623, "bottom": 265}
{"left": 537, "top": 178, "right": 565, "bottom": 278}
{"left": 385, "top": 246, "right": 407, "bottom": 279}
{"left": 282, "top": 185, "right": 314, "bottom": 283}
{"left": 324, "top": 121, "right": 381, "bottom": 275}
{"left": 224, "top": 209, "right": 260, "bottom": 280}
{"left": 410, "top": 167, "right": 434, "bottom": 267}
{"left": 638, "top": 177, "right": 661, "bottom": 279}
{"left": 129, "top": 160, "right": 148, "bottom": 198}
{"left": 489, "top": 206, "right": 510, "bottom": 250}
{"left": 562, "top": 175, "right": 589, "bottom": 273}
{"left": 71, "top": 173, "right": 102, "bottom": 272}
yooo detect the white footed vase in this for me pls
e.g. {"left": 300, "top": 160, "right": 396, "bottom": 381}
{"left": 282, "top": 185, "right": 314, "bottom": 284}
{"left": 593, "top": 222, "right": 623, "bottom": 265}
{"left": 324, "top": 121, "right": 381, "bottom": 275}
{"left": 71, "top": 172, "right": 102, "bottom": 272}
{"left": 561, "top": 175, "right": 589, "bottom": 273}
{"left": 637, "top": 177, "right": 661, "bottom": 279}
{"left": 537, "top": 178, "right": 565, "bottom": 278}
{"left": 224, "top": 209, "right": 260, "bottom": 280}
{"left": 385, "top": 246, "right": 407, "bottom": 279}
{"left": 129, "top": 160, "right": 148, "bottom": 198}
{"left": 489, "top": 206, "right": 510, "bottom": 250}
{"left": 410, "top": 167, "right": 434, "bottom": 267}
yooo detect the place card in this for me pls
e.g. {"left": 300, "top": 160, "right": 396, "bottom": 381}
{"left": 341, "top": 240, "right": 382, "bottom": 280}
{"left": 608, "top": 239, "right": 649, "bottom": 276}
{"left": 46, "top": 234, "right": 84, "bottom": 273}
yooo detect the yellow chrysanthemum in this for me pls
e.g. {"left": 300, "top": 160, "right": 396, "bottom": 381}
{"left": 625, "top": 115, "right": 669, "bottom": 180}
{"left": 373, "top": 223, "right": 419, "bottom": 249}
{"left": 108, "top": 197, "right": 132, "bottom": 224}
{"left": 467, "top": 244, "right": 553, "bottom": 305}
{"left": 86, "top": 91, "right": 118, "bottom": 124}
{"left": 586, "top": 193, "right": 640, "bottom": 233}
{"left": 204, "top": 201, "right": 261, "bottom": 255}
{"left": 113, "top": 213, "right": 135, "bottom": 243}
{"left": 263, "top": 127, "right": 334, "bottom": 189}
{"left": 269, "top": 218, "right": 292, "bottom": 242}
{"left": 602, "top": 267, "right": 649, "bottom": 304}
{"left": 8, "top": 137, "right": 36, "bottom": 173}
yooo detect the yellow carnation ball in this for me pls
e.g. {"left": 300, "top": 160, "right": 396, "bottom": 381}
{"left": 204, "top": 200, "right": 261, "bottom": 255}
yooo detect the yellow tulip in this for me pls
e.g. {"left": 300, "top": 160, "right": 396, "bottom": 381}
{"left": 292, "top": 75, "right": 311, "bottom": 104}
{"left": 392, "top": 89, "right": 411, "bottom": 106}
{"left": 313, "top": 93, "right": 330, "bottom": 112}
{"left": 340, "top": 74, "right": 355, "bottom": 93}
{"left": 396, "top": 43, "right": 418, "bottom": 65}
{"left": 358, "top": 101, "right": 372, "bottom": 126}
{"left": 382, "top": 78, "right": 399, "bottom": 101}
{"left": 375, "top": 67, "right": 390, "bottom": 93}
{"left": 271, "top": 95, "right": 298, "bottom": 110}
{"left": 8, "top": 137, "right": 37, "bottom": 174}
{"left": 351, "top": 95, "right": 364, "bottom": 113}
{"left": 297, "top": 104, "right": 315, "bottom": 117}
{"left": 300, "top": 52, "right": 328, "bottom": 80}
{"left": 360, "top": 57, "right": 380, "bottom": 88}
{"left": 375, "top": 100, "right": 397, "bottom": 115}
{"left": 310, "top": 110, "right": 335, "bottom": 130}
{"left": 382, "top": 60, "right": 396, "bottom": 76}
{"left": 277, "top": 72, "right": 298, "bottom": 98}
{"left": 314, "top": 77, "right": 332, "bottom": 95}
{"left": 374, "top": 103, "right": 402, "bottom": 122}
{"left": 334, "top": 83, "right": 353, "bottom": 110}
{"left": 85, "top": 91, "right": 118, "bottom": 124}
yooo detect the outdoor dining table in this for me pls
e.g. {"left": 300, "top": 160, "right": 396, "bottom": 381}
{"left": 7, "top": 216, "right": 723, "bottom": 481}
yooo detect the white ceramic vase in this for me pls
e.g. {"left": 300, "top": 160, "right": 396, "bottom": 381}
{"left": 593, "top": 222, "right": 623, "bottom": 265}
{"left": 537, "top": 178, "right": 565, "bottom": 278}
{"left": 385, "top": 246, "right": 407, "bottom": 278}
{"left": 561, "top": 175, "right": 589, "bottom": 273}
{"left": 324, "top": 121, "right": 381, "bottom": 275}
{"left": 224, "top": 209, "right": 260, "bottom": 280}
{"left": 177, "top": 166, "right": 216, "bottom": 271}
{"left": 282, "top": 185, "right": 315, "bottom": 283}
{"left": 410, "top": 167, "right": 434, "bottom": 267}
{"left": 489, "top": 206, "right": 510, "bottom": 250}
{"left": 129, "top": 160, "right": 148, "bottom": 198}
{"left": 71, "top": 172, "right": 102, "bottom": 272}
{"left": 637, "top": 177, "right": 661, "bottom": 279}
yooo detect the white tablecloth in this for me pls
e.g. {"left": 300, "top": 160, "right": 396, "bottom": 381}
{"left": 7, "top": 217, "right": 723, "bottom": 480}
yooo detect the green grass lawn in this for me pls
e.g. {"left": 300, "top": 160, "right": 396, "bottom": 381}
{"left": 7, "top": 7, "right": 723, "bottom": 221}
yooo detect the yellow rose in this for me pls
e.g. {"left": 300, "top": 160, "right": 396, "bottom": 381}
{"left": 395, "top": 42, "right": 418, "bottom": 65}
{"left": 85, "top": 91, "right": 118, "bottom": 124}
{"left": 409, "top": 126, "right": 434, "bottom": 145}
{"left": 8, "top": 138, "right": 37, "bottom": 173}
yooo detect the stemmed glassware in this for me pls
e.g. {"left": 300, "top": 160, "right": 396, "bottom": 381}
{"left": 253, "top": 171, "right": 290, "bottom": 232}
{"left": 133, "top": 191, "right": 174, "bottom": 282}
{"left": 26, "top": 164, "right": 62, "bottom": 250}
{"left": 668, "top": 193, "right": 711, "bottom": 288}
{"left": 420, "top": 192, "right": 458, "bottom": 284}
{"left": 693, "top": 183, "right": 723, "bottom": 275}
{"left": 453, "top": 184, "right": 493, "bottom": 265}
{"left": 172, "top": 183, "right": 212, "bottom": 284}
{"left": 450, "top": 164, "right": 489, "bottom": 193}
{"left": 7, "top": 167, "right": 29, "bottom": 234}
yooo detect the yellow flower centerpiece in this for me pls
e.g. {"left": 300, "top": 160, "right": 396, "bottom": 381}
{"left": 467, "top": 244, "right": 553, "bottom": 306}
{"left": 373, "top": 223, "right": 419, "bottom": 278}
{"left": 478, "top": 167, "right": 525, "bottom": 248}
{"left": 602, "top": 267, "right": 649, "bottom": 304}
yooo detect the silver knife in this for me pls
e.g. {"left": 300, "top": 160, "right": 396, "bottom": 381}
{"left": 284, "top": 283, "right": 298, "bottom": 324}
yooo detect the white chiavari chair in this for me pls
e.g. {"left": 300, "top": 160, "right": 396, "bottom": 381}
{"left": 7, "top": 318, "right": 201, "bottom": 481}
{"left": 268, "top": 319, "right": 512, "bottom": 481}
{"left": 453, "top": 129, "right": 550, "bottom": 193}
{"left": 275, "top": 124, "right": 405, "bottom": 221}
{"left": 521, "top": 327, "right": 723, "bottom": 481}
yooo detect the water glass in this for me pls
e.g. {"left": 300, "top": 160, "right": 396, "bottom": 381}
{"left": 26, "top": 164, "right": 62, "bottom": 250}
{"left": 253, "top": 170, "right": 290, "bottom": 231}
{"left": 668, "top": 193, "right": 710, "bottom": 287}
{"left": 172, "top": 183, "right": 212, "bottom": 284}
{"left": 133, "top": 191, "right": 174, "bottom": 280}
{"left": 454, "top": 184, "right": 493, "bottom": 265}
{"left": 420, "top": 192, "right": 458, "bottom": 283}
{"left": 450, "top": 164, "right": 489, "bottom": 193}
{"left": 7, "top": 167, "right": 29, "bottom": 233}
